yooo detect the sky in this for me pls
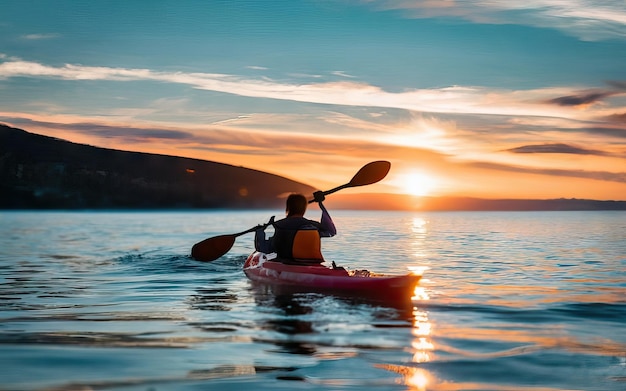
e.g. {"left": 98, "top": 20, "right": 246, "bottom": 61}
{"left": 1, "top": 0, "right": 625, "bottom": 202}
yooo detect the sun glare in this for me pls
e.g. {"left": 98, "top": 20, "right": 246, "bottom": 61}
{"left": 401, "top": 172, "right": 438, "bottom": 197}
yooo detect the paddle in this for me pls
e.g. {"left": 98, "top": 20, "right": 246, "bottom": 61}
{"left": 307, "top": 160, "right": 391, "bottom": 202}
{"left": 190, "top": 160, "right": 391, "bottom": 262}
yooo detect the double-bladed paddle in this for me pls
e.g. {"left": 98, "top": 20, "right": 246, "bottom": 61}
{"left": 190, "top": 160, "right": 391, "bottom": 262}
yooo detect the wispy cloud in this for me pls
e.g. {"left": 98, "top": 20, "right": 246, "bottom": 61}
{"left": 606, "top": 113, "right": 626, "bottom": 123}
{"left": 470, "top": 161, "right": 626, "bottom": 183}
{"left": 546, "top": 90, "right": 617, "bottom": 107}
{"left": 2, "top": 58, "right": 623, "bottom": 122}
{"left": 1, "top": 116, "right": 193, "bottom": 141}
{"left": 366, "top": 0, "right": 626, "bottom": 41}
{"left": 331, "top": 71, "right": 356, "bottom": 78}
{"left": 608, "top": 80, "right": 626, "bottom": 90}
{"left": 20, "top": 33, "right": 60, "bottom": 40}
{"left": 506, "top": 143, "right": 608, "bottom": 156}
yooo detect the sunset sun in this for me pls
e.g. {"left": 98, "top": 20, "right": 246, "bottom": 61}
{"left": 400, "top": 172, "right": 438, "bottom": 197}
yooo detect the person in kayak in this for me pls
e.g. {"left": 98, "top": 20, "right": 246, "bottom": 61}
{"left": 255, "top": 192, "right": 336, "bottom": 265}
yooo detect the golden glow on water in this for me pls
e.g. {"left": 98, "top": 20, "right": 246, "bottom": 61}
{"left": 411, "top": 351, "right": 430, "bottom": 365}
{"left": 412, "top": 309, "right": 430, "bottom": 332}
{"left": 411, "top": 308, "right": 434, "bottom": 365}
{"left": 401, "top": 217, "right": 435, "bottom": 387}
{"left": 374, "top": 306, "right": 435, "bottom": 388}
{"left": 411, "top": 285, "right": 430, "bottom": 300}
{"left": 374, "top": 364, "right": 432, "bottom": 391}
{"left": 412, "top": 217, "right": 428, "bottom": 233}
{"left": 408, "top": 266, "right": 429, "bottom": 276}
{"left": 406, "top": 368, "right": 430, "bottom": 391}
{"left": 410, "top": 217, "right": 430, "bottom": 262}
{"left": 407, "top": 218, "right": 429, "bottom": 277}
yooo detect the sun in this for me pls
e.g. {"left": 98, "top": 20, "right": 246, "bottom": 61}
{"left": 401, "top": 172, "right": 438, "bottom": 197}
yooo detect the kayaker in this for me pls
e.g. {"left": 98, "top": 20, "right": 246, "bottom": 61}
{"left": 255, "top": 192, "right": 336, "bottom": 265}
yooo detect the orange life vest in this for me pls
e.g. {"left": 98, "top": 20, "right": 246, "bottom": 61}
{"left": 272, "top": 218, "right": 325, "bottom": 264}
{"left": 291, "top": 229, "right": 323, "bottom": 261}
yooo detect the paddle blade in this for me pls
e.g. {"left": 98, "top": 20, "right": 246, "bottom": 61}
{"left": 348, "top": 160, "right": 391, "bottom": 187}
{"left": 191, "top": 234, "right": 236, "bottom": 262}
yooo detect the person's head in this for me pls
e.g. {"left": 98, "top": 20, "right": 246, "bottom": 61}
{"left": 286, "top": 193, "right": 307, "bottom": 217}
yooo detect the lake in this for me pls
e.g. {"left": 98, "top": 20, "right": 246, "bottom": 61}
{"left": 1, "top": 210, "right": 624, "bottom": 390}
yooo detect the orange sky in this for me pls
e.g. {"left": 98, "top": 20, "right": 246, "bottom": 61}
{"left": 8, "top": 111, "right": 625, "bottom": 201}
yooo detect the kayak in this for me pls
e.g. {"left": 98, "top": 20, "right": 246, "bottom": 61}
{"left": 243, "top": 252, "right": 421, "bottom": 302}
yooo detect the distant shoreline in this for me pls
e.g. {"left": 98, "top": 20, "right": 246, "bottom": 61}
{"left": 2, "top": 197, "right": 625, "bottom": 212}
{"left": 320, "top": 193, "right": 626, "bottom": 211}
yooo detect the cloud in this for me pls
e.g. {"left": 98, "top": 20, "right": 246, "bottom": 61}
{"left": 606, "top": 112, "right": 626, "bottom": 123}
{"left": 1, "top": 112, "right": 445, "bottom": 162}
{"left": 366, "top": 0, "right": 626, "bottom": 41}
{"left": 209, "top": 115, "right": 252, "bottom": 125}
{"left": 331, "top": 71, "right": 356, "bottom": 78}
{"left": 546, "top": 90, "right": 616, "bottom": 106}
{"left": 506, "top": 143, "right": 607, "bottom": 156}
{"left": 71, "top": 124, "right": 193, "bottom": 140}
{"left": 1, "top": 116, "right": 193, "bottom": 141}
{"left": 287, "top": 72, "right": 323, "bottom": 79}
{"left": 581, "top": 126, "right": 626, "bottom": 139}
{"left": 470, "top": 161, "right": 626, "bottom": 184}
{"left": 20, "top": 33, "right": 60, "bottom": 40}
{"left": 607, "top": 80, "right": 626, "bottom": 90}
{"left": 2, "top": 57, "right": 619, "bottom": 122}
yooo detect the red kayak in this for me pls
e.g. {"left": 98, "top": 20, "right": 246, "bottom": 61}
{"left": 243, "top": 252, "right": 421, "bottom": 302}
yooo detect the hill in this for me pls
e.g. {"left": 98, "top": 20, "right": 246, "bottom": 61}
{"left": 0, "top": 124, "right": 315, "bottom": 209}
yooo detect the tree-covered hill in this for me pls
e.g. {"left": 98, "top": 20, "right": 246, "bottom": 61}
{"left": 0, "top": 124, "right": 315, "bottom": 209}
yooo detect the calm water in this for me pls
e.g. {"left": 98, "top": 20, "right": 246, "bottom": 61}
{"left": 0, "top": 210, "right": 624, "bottom": 390}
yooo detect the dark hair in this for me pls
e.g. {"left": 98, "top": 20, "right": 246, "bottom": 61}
{"left": 286, "top": 193, "right": 307, "bottom": 217}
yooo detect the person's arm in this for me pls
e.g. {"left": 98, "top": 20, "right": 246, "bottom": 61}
{"left": 318, "top": 202, "right": 336, "bottom": 237}
{"left": 313, "top": 191, "right": 336, "bottom": 237}
{"left": 254, "top": 227, "right": 271, "bottom": 252}
{"left": 254, "top": 216, "right": 275, "bottom": 252}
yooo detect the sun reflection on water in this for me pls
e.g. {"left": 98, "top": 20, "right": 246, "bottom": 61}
{"left": 412, "top": 216, "right": 428, "bottom": 231}
{"left": 411, "top": 307, "right": 434, "bottom": 363}
{"left": 375, "top": 364, "right": 433, "bottom": 391}
{"left": 403, "top": 270, "right": 436, "bottom": 389}
{"left": 411, "top": 217, "right": 429, "bottom": 261}
{"left": 375, "top": 215, "right": 439, "bottom": 389}
{"left": 407, "top": 368, "right": 430, "bottom": 391}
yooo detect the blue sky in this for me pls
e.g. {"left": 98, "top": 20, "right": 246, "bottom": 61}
{"left": 1, "top": 0, "right": 625, "bottom": 200}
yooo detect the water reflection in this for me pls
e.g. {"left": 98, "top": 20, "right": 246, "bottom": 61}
{"left": 263, "top": 294, "right": 319, "bottom": 355}
{"left": 359, "top": 264, "right": 434, "bottom": 390}
{"left": 407, "top": 368, "right": 431, "bottom": 391}
{"left": 186, "top": 277, "right": 439, "bottom": 388}
{"left": 411, "top": 217, "right": 429, "bottom": 262}
{"left": 374, "top": 308, "right": 435, "bottom": 389}
{"left": 412, "top": 217, "right": 428, "bottom": 234}
{"left": 187, "top": 287, "right": 237, "bottom": 311}
{"left": 251, "top": 287, "right": 319, "bottom": 355}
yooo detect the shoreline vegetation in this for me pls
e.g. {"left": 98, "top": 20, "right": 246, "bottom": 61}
{"left": 2, "top": 124, "right": 625, "bottom": 211}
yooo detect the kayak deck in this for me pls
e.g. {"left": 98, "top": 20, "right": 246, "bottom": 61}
{"left": 243, "top": 252, "right": 421, "bottom": 302}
